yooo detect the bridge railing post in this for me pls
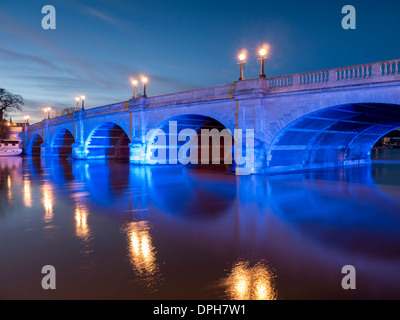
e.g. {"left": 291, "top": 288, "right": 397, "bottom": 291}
{"left": 40, "top": 119, "right": 53, "bottom": 157}
{"left": 70, "top": 110, "right": 87, "bottom": 159}
{"left": 128, "top": 97, "right": 148, "bottom": 164}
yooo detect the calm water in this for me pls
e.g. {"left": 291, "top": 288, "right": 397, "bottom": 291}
{"left": 1, "top": 150, "right": 400, "bottom": 299}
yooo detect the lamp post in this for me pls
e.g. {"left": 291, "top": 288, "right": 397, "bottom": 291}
{"left": 75, "top": 96, "right": 80, "bottom": 111}
{"left": 43, "top": 107, "right": 51, "bottom": 120}
{"left": 132, "top": 79, "right": 138, "bottom": 99}
{"left": 258, "top": 48, "right": 267, "bottom": 78}
{"left": 238, "top": 53, "right": 246, "bottom": 81}
{"left": 80, "top": 95, "right": 86, "bottom": 110}
{"left": 141, "top": 77, "right": 148, "bottom": 98}
{"left": 24, "top": 115, "right": 30, "bottom": 126}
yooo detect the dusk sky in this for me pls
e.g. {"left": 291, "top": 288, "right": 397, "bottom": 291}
{"left": 1, "top": 0, "right": 400, "bottom": 123}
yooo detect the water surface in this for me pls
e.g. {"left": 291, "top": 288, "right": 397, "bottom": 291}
{"left": 1, "top": 150, "right": 400, "bottom": 299}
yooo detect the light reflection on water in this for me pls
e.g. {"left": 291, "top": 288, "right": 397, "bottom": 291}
{"left": 0, "top": 150, "right": 400, "bottom": 299}
{"left": 122, "top": 220, "right": 163, "bottom": 292}
{"left": 42, "top": 183, "right": 53, "bottom": 223}
{"left": 222, "top": 260, "right": 276, "bottom": 300}
{"left": 23, "top": 180, "right": 32, "bottom": 208}
{"left": 75, "top": 202, "right": 90, "bottom": 241}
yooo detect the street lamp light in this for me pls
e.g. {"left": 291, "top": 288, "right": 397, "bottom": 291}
{"left": 24, "top": 115, "right": 30, "bottom": 126}
{"left": 238, "top": 52, "right": 247, "bottom": 81}
{"left": 258, "top": 47, "right": 268, "bottom": 78}
{"left": 80, "top": 95, "right": 86, "bottom": 110}
{"left": 43, "top": 107, "right": 51, "bottom": 120}
{"left": 132, "top": 79, "right": 138, "bottom": 99}
{"left": 75, "top": 96, "right": 80, "bottom": 110}
{"left": 141, "top": 77, "right": 148, "bottom": 98}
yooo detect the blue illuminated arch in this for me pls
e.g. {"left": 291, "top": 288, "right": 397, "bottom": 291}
{"left": 266, "top": 103, "right": 400, "bottom": 173}
{"left": 84, "top": 122, "right": 131, "bottom": 159}
{"left": 145, "top": 114, "right": 235, "bottom": 171}
{"left": 26, "top": 134, "right": 44, "bottom": 155}
{"left": 50, "top": 128, "right": 75, "bottom": 157}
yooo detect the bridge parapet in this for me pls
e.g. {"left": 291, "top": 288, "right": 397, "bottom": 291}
{"left": 47, "top": 113, "right": 73, "bottom": 124}
{"left": 28, "top": 122, "right": 42, "bottom": 130}
{"left": 266, "top": 59, "right": 400, "bottom": 93}
{"left": 84, "top": 101, "right": 129, "bottom": 116}
{"left": 145, "top": 83, "right": 235, "bottom": 108}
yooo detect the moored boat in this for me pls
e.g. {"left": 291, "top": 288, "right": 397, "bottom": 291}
{"left": 0, "top": 139, "right": 23, "bottom": 157}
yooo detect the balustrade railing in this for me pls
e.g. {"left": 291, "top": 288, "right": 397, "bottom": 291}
{"left": 27, "top": 122, "right": 41, "bottom": 130}
{"left": 267, "top": 59, "right": 400, "bottom": 93}
{"left": 83, "top": 102, "right": 128, "bottom": 115}
{"left": 47, "top": 113, "right": 72, "bottom": 124}
{"left": 146, "top": 83, "right": 235, "bottom": 108}
{"left": 381, "top": 60, "right": 400, "bottom": 76}
{"left": 268, "top": 76, "right": 293, "bottom": 89}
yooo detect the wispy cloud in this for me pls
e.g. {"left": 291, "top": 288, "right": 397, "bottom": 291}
{"left": 0, "top": 10, "right": 124, "bottom": 88}
{"left": 84, "top": 6, "right": 119, "bottom": 27}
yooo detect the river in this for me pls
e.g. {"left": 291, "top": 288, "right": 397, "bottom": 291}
{"left": 1, "top": 149, "right": 400, "bottom": 299}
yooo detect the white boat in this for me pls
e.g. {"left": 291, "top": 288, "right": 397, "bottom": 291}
{"left": 0, "top": 139, "right": 23, "bottom": 157}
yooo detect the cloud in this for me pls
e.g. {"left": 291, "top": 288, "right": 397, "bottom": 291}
{"left": 84, "top": 6, "right": 119, "bottom": 27}
{"left": 0, "top": 10, "right": 125, "bottom": 88}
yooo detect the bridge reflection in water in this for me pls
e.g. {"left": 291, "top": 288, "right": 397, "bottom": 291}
{"left": 1, "top": 154, "right": 400, "bottom": 299}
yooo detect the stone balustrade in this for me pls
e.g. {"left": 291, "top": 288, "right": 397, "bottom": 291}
{"left": 47, "top": 113, "right": 73, "bottom": 124}
{"left": 267, "top": 59, "right": 400, "bottom": 93}
{"left": 27, "top": 122, "right": 42, "bottom": 130}
{"left": 146, "top": 83, "right": 235, "bottom": 108}
{"left": 83, "top": 102, "right": 128, "bottom": 116}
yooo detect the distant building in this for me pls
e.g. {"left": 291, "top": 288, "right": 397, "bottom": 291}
{"left": 6, "top": 122, "right": 24, "bottom": 141}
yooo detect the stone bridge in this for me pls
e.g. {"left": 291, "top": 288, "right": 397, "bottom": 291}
{"left": 24, "top": 59, "right": 400, "bottom": 174}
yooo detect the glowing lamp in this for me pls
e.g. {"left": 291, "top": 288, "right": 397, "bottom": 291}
{"left": 80, "top": 96, "right": 86, "bottom": 110}
{"left": 141, "top": 77, "right": 148, "bottom": 97}
{"left": 238, "top": 52, "right": 247, "bottom": 80}
{"left": 132, "top": 79, "right": 138, "bottom": 98}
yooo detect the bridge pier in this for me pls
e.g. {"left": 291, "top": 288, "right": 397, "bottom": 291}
{"left": 40, "top": 143, "right": 53, "bottom": 157}
{"left": 71, "top": 110, "right": 87, "bottom": 159}
{"left": 129, "top": 141, "right": 146, "bottom": 164}
{"left": 71, "top": 142, "right": 88, "bottom": 159}
{"left": 128, "top": 98, "right": 147, "bottom": 164}
{"left": 233, "top": 79, "right": 268, "bottom": 175}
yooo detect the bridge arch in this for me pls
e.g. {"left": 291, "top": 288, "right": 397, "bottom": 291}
{"left": 26, "top": 134, "right": 44, "bottom": 155}
{"left": 50, "top": 128, "right": 75, "bottom": 157}
{"left": 145, "top": 114, "right": 235, "bottom": 171}
{"left": 85, "top": 122, "right": 131, "bottom": 159}
{"left": 265, "top": 103, "right": 400, "bottom": 173}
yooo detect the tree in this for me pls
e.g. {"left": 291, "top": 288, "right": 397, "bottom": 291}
{"left": 54, "top": 106, "right": 76, "bottom": 117}
{"left": 0, "top": 122, "right": 10, "bottom": 139}
{"left": 0, "top": 88, "right": 24, "bottom": 121}
{"left": 0, "top": 88, "right": 23, "bottom": 139}
{"left": 61, "top": 106, "right": 76, "bottom": 115}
